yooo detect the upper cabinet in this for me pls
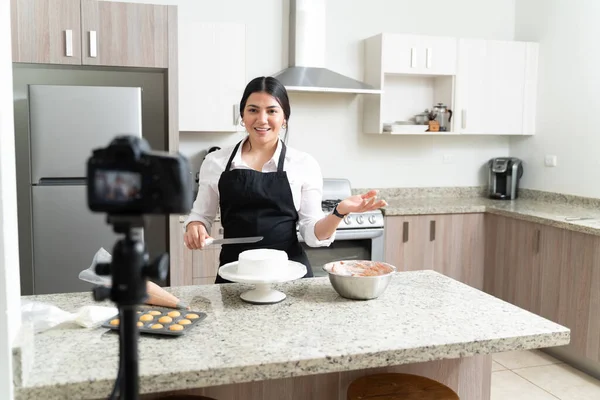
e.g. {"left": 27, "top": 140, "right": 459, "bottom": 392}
{"left": 80, "top": 0, "right": 169, "bottom": 68}
{"left": 11, "top": 0, "right": 171, "bottom": 69}
{"left": 178, "top": 22, "right": 246, "bottom": 133}
{"left": 11, "top": 0, "right": 82, "bottom": 64}
{"left": 454, "top": 39, "right": 538, "bottom": 135}
{"left": 382, "top": 34, "right": 457, "bottom": 76}
{"left": 363, "top": 33, "right": 539, "bottom": 136}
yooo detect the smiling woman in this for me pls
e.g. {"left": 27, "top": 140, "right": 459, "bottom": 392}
{"left": 183, "top": 76, "right": 387, "bottom": 284}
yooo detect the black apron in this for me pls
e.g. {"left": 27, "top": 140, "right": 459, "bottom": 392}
{"left": 215, "top": 139, "right": 312, "bottom": 284}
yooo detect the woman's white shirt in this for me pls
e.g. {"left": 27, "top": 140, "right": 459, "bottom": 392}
{"left": 183, "top": 137, "right": 335, "bottom": 247}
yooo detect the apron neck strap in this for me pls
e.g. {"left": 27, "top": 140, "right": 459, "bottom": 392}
{"left": 224, "top": 138, "right": 287, "bottom": 172}
{"left": 277, "top": 141, "right": 287, "bottom": 173}
{"left": 225, "top": 140, "right": 243, "bottom": 171}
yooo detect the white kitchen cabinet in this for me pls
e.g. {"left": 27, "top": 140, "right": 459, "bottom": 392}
{"left": 363, "top": 33, "right": 538, "bottom": 136}
{"left": 178, "top": 22, "right": 246, "bottom": 133}
{"left": 363, "top": 33, "right": 456, "bottom": 135}
{"left": 454, "top": 39, "right": 539, "bottom": 135}
{"left": 382, "top": 33, "right": 457, "bottom": 76}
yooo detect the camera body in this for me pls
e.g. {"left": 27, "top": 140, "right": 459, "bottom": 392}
{"left": 87, "top": 135, "right": 193, "bottom": 215}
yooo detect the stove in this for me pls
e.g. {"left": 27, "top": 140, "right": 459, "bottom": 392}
{"left": 320, "top": 179, "right": 385, "bottom": 230}
{"left": 299, "top": 178, "right": 385, "bottom": 277}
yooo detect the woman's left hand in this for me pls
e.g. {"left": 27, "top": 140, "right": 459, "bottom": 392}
{"left": 336, "top": 190, "right": 387, "bottom": 215}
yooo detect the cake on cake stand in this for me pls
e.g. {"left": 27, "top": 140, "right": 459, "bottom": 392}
{"left": 217, "top": 261, "right": 307, "bottom": 304}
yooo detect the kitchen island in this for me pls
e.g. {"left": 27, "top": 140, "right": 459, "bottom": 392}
{"left": 14, "top": 270, "right": 569, "bottom": 400}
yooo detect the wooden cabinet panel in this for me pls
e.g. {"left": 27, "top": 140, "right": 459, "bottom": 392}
{"left": 81, "top": 0, "right": 169, "bottom": 68}
{"left": 385, "top": 214, "right": 484, "bottom": 289}
{"left": 11, "top": 0, "right": 82, "bottom": 64}
{"left": 384, "top": 215, "right": 433, "bottom": 272}
{"left": 431, "top": 213, "right": 485, "bottom": 290}
{"left": 484, "top": 214, "right": 541, "bottom": 312}
{"left": 561, "top": 230, "right": 600, "bottom": 362}
{"left": 485, "top": 214, "right": 600, "bottom": 364}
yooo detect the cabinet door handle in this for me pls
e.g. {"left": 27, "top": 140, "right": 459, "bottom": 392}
{"left": 461, "top": 109, "right": 467, "bottom": 130}
{"left": 430, "top": 220, "right": 436, "bottom": 241}
{"left": 65, "top": 30, "right": 73, "bottom": 57}
{"left": 410, "top": 48, "right": 417, "bottom": 68}
{"left": 218, "top": 227, "right": 223, "bottom": 235}
{"left": 233, "top": 104, "right": 240, "bottom": 126}
{"left": 534, "top": 229, "right": 541, "bottom": 253}
{"left": 426, "top": 48, "right": 432, "bottom": 68}
{"left": 89, "top": 31, "right": 97, "bottom": 58}
{"left": 403, "top": 221, "right": 409, "bottom": 243}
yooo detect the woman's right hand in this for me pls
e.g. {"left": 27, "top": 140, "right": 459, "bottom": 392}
{"left": 184, "top": 222, "right": 212, "bottom": 250}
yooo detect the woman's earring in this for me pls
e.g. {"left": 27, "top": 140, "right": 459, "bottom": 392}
{"left": 282, "top": 124, "right": 287, "bottom": 129}
{"left": 240, "top": 120, "right": 245, "bottom": 127}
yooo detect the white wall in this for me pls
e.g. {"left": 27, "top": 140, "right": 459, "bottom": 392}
{"left": 106, "top": 0, "right": 516, "bottom": 188}
{"left": 511, "top": 0, "right": 600, "bottom": 197}
{"left": 1, "top": 0, "right": 21, "bottom": 397}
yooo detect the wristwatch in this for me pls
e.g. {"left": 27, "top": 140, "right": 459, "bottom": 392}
{"left": 332, "top": 204, "right": 346, "bottom": 218}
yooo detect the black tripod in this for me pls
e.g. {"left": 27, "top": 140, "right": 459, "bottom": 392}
{"left": 93, "top": 216, "right": 169, "bottom": 400}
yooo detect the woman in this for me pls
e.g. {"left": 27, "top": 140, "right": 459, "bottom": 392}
{"left": 183, "top": 76, "right": 386, "bottom": 283}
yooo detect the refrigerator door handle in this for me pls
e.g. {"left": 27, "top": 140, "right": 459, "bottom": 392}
{"left": 37, "top": 178, "right": 87, "bottom": 186}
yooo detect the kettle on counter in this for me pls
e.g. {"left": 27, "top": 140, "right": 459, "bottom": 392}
{"left": 431, "top": 103, "right": 453, "bottom": 132}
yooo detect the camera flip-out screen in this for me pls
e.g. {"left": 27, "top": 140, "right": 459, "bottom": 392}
{"left": 94, "top": 169, "right": 142, "bottom": 204}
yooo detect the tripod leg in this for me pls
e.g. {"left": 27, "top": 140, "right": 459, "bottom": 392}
{"left": 120, "top": 306, "right": 139, "bottom": 400}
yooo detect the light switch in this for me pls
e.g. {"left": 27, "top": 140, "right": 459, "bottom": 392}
{"left": 545, "top": 155, "right": 557, "bottom": 167}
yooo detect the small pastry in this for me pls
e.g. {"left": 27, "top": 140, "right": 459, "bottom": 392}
{"left": 169, "top": 324, "right": 184, "bottom": 331}
{"left": 185, "top": 313, "right": 199, "bottom": 320}
{"left": 178, "top": 319, "right": 191, "bottom": 325}
{"left": 158, "top": 316, "right": 172, "bottom": 324}
{"left": 137, "top": 321, "right": 143, "bottom": 327}
{"left": 150, "top": 324, "right": 163, "bottom": 329}
{"left": 148, "top": 310, "right": 162, "bottom": 316}
{"left": 139, "top": 314, "right": 153, "bottom": 322}
{"left": 110, "top": 319, "right": 119, "bottom": 326}
{"left": 167, "top": 311, "right": 181, "bottom": 318}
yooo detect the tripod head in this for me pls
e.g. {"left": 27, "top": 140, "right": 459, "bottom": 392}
{"left": 92, "top": 215, "right": 169, "bottom": 306}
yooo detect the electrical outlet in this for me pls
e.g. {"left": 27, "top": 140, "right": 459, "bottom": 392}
{"left": 442, "top": 154, "right": 454, "bottom": 164}
{"left": 545, "top": 155, "right": 557, "bottom": 167}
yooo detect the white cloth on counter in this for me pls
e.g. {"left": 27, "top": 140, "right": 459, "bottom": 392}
{"left": 184, "top": 136, "right": 335, "bottom": 247}
{"left": 21, "top": 301, "right": 117, "bottom": 333}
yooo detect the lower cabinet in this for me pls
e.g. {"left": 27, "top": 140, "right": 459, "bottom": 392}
{"left": 484, "top": 213, "right": 600, "bottom": 364}
{"left": 173, "top": 220, "right": 223, "bottom": 286}
{"left": 384, "top": 213, "right": 485, "bottom": 290}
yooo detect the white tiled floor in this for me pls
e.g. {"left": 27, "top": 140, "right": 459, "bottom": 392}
{"left": 491, "top": 350, "right": 600, "bottom": 400}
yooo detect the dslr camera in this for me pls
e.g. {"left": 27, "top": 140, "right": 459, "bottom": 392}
{"left": 87, "top": 135, "right": 193, "bottom": 215}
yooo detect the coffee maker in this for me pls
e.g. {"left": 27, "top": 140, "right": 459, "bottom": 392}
{"left": 488, "top": 157, "right": 524, "bottom": 200}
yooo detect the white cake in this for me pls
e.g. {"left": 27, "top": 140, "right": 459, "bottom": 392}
{"left": 237, "top": 249, "right": 288, "bottom": 277}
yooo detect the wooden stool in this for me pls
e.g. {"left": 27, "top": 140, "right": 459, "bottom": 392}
{"left": 347, "top": 373, "right": 459, "bottom": 400}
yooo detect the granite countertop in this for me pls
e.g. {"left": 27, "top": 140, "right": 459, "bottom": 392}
{"left": 15, "top": 270, "right": 569, "bottom": 399}
{"left": 382, "top": 195, "right": 600, "bottom": 237}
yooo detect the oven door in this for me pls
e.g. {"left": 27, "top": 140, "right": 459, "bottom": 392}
{"left": 298, "top": 228, "right": 384, "bottom": 278}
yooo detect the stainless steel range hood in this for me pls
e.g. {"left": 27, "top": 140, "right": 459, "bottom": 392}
{"left": 273, "top": 0, "right": 381, "bottom": 94}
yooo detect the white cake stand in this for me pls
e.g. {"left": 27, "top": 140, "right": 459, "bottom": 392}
{"left": 217, "top": 261, "right": 307, "bottom": 304}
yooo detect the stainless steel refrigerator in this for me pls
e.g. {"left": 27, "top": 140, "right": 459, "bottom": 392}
{"left": 28, "top": 84, "right": 143, "bottom": 295}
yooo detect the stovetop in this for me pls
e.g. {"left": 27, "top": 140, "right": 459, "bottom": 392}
{"left": 321, "top": 179, "right": 384, "bottom": 229}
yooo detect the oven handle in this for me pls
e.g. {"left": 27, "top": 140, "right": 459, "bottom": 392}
{"left": 297, "top": 228, "right": 384, "bottom": 243}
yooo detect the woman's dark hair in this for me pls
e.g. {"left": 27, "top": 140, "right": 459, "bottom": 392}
{"left": 239, "top": 76, "right": 291, "bottom": 142}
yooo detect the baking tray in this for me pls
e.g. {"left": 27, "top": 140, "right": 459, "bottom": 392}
{"left": 101, "top": 306, "right": 207, "bottom": 336}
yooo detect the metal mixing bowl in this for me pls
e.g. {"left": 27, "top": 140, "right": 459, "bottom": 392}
{"left": 322, "top": 261, "right": 397, "bottom": 300}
